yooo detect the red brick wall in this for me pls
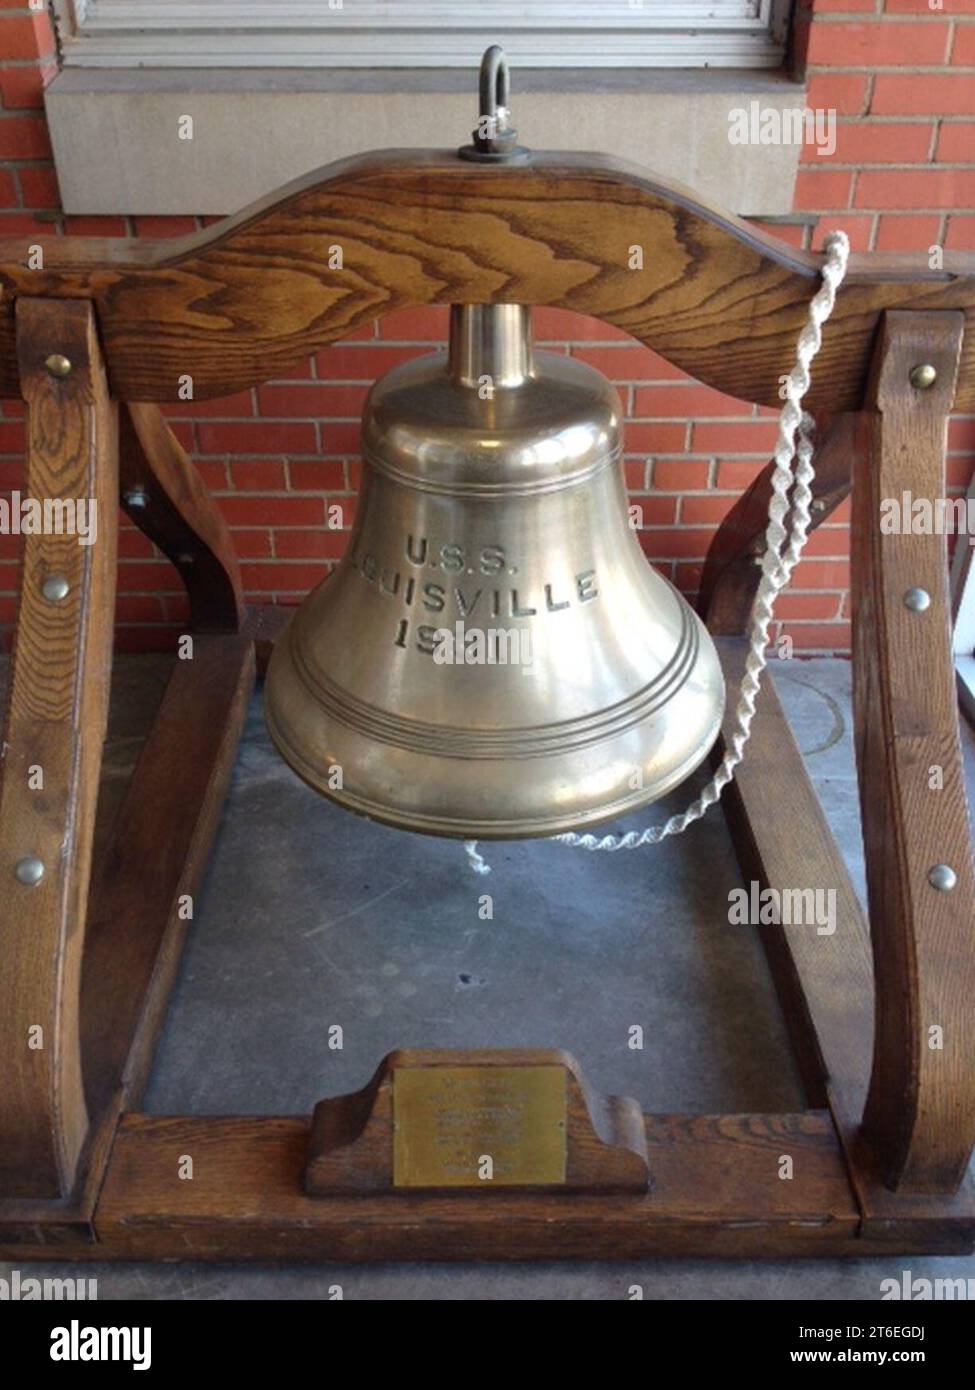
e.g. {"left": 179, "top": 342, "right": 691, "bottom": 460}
{"left": 1, "top": 0, "right": 973, "bottom": 653}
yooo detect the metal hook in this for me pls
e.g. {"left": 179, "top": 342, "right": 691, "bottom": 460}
{"left": 479, "top": 44, "right": 509, "bottom": 129}
{"left": 458, "top": 45, "right": 530, "bottom": 165}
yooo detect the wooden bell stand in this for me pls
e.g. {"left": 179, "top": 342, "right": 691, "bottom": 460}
{"left": 1, "top": 147, "right": 974, "bottom": 1261}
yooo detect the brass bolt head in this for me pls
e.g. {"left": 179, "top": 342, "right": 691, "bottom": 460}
{"left": 42, "top": 574, "right": 70, "bottom": 603}
{"left": 44, "top": 353, "right": 73, "bottom": 379}
{"left": 15, "top": 856, "right": 45, "bottom": 886}
{"left": 909, "top": 363, "right": 937, "bottom": 390}
{"left": 928, "top": 864, "right": 957, "bottom": 892}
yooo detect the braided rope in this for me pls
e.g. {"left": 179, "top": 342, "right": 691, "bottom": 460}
{"left": 464, "top": 231, "right": 850, "bottom": 873}
{"left": 553, "top": 230, "right": 850, "bottom": 854}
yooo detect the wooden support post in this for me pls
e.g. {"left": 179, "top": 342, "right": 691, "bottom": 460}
{"left": 0, "top": 300, "right": 117, "bottom": 1199}
{"left": 852, "top": 310, "right": 975, "bottom": 1194}
{"left": 81, "top": 634, "right": 255, "bottom": 1120}
{"left": 713, "top": 638, "right": 875, "bottom": 1135}
{"left": 120, "top": 403, "right": 244, "bottom": 633}
{"left": 699, "top": 414, "right": 856, "bottom": 634}
{"left": 701, "top": 419, "right": 874, "bottom": 1149}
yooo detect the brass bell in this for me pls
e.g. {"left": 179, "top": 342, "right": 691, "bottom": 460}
{"left": 265, "top": 304, "right": 725, "bottom": 839}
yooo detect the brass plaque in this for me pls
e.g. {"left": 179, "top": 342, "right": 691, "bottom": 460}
{"left": 393, "top": 1065, "right": 567, "bottom": 1189}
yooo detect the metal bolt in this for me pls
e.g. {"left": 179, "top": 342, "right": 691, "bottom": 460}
{"left": 903, "top": 587, "right": 930, "bottom": 613}
{"left": 811, "top": 499, "right": 827, "bottom": 514}
{"left": 44, "top": 353, "right": 72, "bottom": 379}
{"left": 41, "top": 574, "right": 70, "bottom": 603}
{"left": 124, "top": 487, "right": 148, "bottom": 510}
{"left": 928, "top": 864, "right": 957, "bottom": 892}
{"left": 15, "top": 856, "right": 44, "bottom": 886}
{"left": 909, "top": 363, "right": 937, "bottom": 390}
{"left": 176, "top": 552, "right": 195, "bottom": 566}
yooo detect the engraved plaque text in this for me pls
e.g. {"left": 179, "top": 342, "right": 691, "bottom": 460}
{"left": 392, "top": 1065, "right": 567, "bottom": 1189}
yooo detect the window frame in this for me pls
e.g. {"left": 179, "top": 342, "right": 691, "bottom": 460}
{"left": 54, "top": 1, "right": 793, "bottom": 69}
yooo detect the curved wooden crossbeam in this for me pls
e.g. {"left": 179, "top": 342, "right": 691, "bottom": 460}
{"left": 1, "top": 150, "right": 974, "bottom": 410}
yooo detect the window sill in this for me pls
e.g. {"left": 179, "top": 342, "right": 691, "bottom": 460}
{"left": 46, "top": 67, "right": 804, "bottom": 218}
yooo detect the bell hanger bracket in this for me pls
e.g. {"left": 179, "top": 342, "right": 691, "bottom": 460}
{"left": 457, "top": 44, "right": 531, "bottom": 165}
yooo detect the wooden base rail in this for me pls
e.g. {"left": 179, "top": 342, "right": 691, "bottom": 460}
{"left": 1, "top": 1104, "right": 972, "bottom": 1262}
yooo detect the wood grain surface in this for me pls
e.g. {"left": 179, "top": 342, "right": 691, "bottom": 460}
{"left": 0, "top": 299, "right": 117, "bottom": 1199}
{"left": 852, "top": 311, "right": 975, "bottom": 1195}
{"left": 0, "top": 151, "right": 973, "bottom": 410}
{"left": 88, "top": 1109, "right": 870, "bottom": 1261}
{"left": 306, "top": 1049, "right": 650, "bottom": 1196}
{"left": 714, "top": 637, "right": 875, "bottom": 1135}
{"left": 120, "top": 404, "right": 244, "bottom": 633}
{"left": 81, "top": 635, "right": 255, "bottom": 1120}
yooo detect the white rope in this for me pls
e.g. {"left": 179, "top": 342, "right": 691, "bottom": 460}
{"left": 464, "top": 839, "right": 492, "bottom": 875}
{"left": 552, "top": 230, "right": 850, "bottom": 854}
{"left": 463, "top": 231, "right": 850, "bottom": 872}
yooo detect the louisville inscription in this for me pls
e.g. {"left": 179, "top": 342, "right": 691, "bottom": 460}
{"left": 349, "top": 533, "right": 599, "bottom": 654}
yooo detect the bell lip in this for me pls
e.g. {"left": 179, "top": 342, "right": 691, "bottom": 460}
{"left": 264, "top": 693, "right": 725, "bottom": 842}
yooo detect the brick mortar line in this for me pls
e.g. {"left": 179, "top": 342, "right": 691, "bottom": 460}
{"left": 3, "top": 446, "right": 969, "bottom": 460}
{"left": 810, "top": 16, "right": 975, "bottom": 22}
{"left": 800, "top": 162, "right": 975, "bottom": 168}
{"left": 818, "top": 116, "right": 975, "bottom": 121}
{"left": 179, "top": 404, "right": 789, "bottom": 413}
{"left": 807, "top": 62, "right": 975, "bottom": 71}
{"left": 823, "top": 117, "right": 975, "bottom": 125}
{"left": 803, "top": 202, "right": 975, "bottom": 209}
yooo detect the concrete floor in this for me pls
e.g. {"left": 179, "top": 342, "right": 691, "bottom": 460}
{"left": 4, "top": 656, "right": 975, "bottom": 1299}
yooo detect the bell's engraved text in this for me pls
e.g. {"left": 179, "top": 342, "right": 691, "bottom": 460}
{"left": 350, "top": 533, "right": 598, "bottom": 652}
{"left": 405, "top": 535, "right": 507, "bottom": 575}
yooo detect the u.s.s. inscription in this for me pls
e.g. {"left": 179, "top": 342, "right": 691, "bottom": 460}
{"left": 350, "top": 533, "right": 599, "bottom": 653}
